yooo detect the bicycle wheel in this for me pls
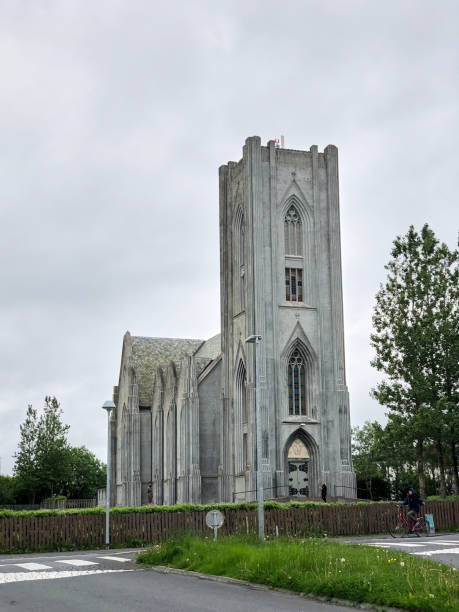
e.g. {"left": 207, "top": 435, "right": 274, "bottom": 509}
{"left": 414, "top": 517, "right": 427, "bottom": 537}
{"left": 389, "top": 523, "right": 406, "bottom": 538}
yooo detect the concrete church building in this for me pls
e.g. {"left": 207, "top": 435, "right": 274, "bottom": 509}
{"left": 110, "top": 136, "right": 356, "bottom": 506}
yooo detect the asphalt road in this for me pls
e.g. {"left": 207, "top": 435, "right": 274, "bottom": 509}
{"left": 0, "top": 549, "right": 355, "bottom": 612}
{"left": 338, "top": 532, "right": 459, "bottom": 568}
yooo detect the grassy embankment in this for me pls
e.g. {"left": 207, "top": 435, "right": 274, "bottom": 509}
{"left": 137, "top": 535, "right": 458, "bottom": 612}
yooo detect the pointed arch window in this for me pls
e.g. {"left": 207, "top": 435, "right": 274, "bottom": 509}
{"left": 288, "top": 348, "right": 306, "bottom": 415}
{"left": 284, "top": 205, "right": 303, "bottom": 256}
{"left": 284, "top": 204, "right": 304, "bottom": 302}
{"left": 239, "top": 213, "right": 245, "bottom": 311}
{"left": 234, "top": 208, "right": 246, "bottom": 312}
{"left": 236, "top": 360, "right": 247, "bottom": 423}
{"left": 236, "top": 360, "right": 248, "bottom": 472}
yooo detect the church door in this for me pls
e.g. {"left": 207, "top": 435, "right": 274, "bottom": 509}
{"left": 288, "top": 460, "right": 309, "bottom": 496}
{"left": 287, "top": 438, "right": 310, "bottom": 497}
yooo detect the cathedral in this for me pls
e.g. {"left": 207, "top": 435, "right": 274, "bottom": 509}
{"left": 109, "top": 136, "right": 356, "bottom": 506}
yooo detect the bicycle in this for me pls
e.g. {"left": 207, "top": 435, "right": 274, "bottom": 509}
{"left": 389, "top": 504, "right": 427, "bottom": 538}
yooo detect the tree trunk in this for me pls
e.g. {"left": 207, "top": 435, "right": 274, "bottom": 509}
{"left": 416, "top": 439, "right": 426, "bottom": 498}
{"left": 436, "top": 439, "right": 447, "bottom": 497}
{"left": 451, "top": 439, "right": 459, "bottom": 494}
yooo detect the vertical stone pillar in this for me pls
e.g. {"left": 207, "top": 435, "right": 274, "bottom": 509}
{"left": 324, "top": 145, "right": 346, "bottom": 391}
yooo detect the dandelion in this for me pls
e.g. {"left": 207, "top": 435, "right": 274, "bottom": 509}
{"left": 340, "top": 558, "right": 346, "bottom": 563}
{"left": 400, "top": 561, "right": 405, "bottom": 567}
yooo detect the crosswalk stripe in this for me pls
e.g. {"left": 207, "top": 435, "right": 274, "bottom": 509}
{"left": 413, "top": 547, "right": 459, "bottom": 556}
{"left": 0, "top": 569, "right": 133, "bottom": 584}
{"left": 366, "top": 542, "right": 424, "bottom": 547}
{"left": 14, "top": 563, "right": 52, "bottom": 571}
{"left": 97, "top": 556, "right": 130, "bottom": 563}
{"left": 57, "top": 559, "right": 98, "bottom": 567}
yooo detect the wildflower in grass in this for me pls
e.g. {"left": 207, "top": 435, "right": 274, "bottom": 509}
{"left": 340, "top": 558, "right": 345, "bottom": 563}
{"left": 429, "top": 594, "right": 435, "bottom": 599}
{"left": 400, "top": 561, "right": 405, "bottom": 567}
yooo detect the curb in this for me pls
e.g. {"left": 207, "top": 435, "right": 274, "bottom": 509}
{"left": 146, "top": 564, "right": 405, "bottom": 612}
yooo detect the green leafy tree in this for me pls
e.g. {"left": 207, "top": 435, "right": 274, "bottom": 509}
{"left": 370, "top": 225, "right": 458, "bottom": 497}
{"left": 352, "top": 421, "right": 388, "bottom": 499}
{"left": 64, "top": 446, "right": 106, "bottom": 499}
{"left": 13, "top": 404, "right": 41, "bottom": 503}
{"left": 35, "top": 396, "right": 71, "bottom": 498}
{"left": 0, "top": 475, "right": 18, "bottom": 505}
{"left": 14, "top": 397, "right": 71, "bottom": 502}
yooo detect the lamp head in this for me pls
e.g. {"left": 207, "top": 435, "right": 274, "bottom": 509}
{"left": 245, "top": 334, "right": 262, "bottom": 344}
{"left": 102, "top": 400, "right": 115, "bottom": 412}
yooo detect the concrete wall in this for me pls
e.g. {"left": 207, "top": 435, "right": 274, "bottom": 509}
{"left": 139, "top": 407, "right": 152, "bottom": 503}
{"left": 199, "top": 360, "right": 221, "bottom": 503}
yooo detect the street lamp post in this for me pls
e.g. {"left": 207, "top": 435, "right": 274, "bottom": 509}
{"left": 245, "top": 334, "right": 264, "bottom": 540}
{"left": 102, "top": 400, "right": 115, "bottom": 549}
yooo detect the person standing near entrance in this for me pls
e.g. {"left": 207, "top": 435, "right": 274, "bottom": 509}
{"left": 147, "top": 482, "right": 153, "bottom": 504}
{"left": 321, "top": 482, "right": 327, "bottom": 503}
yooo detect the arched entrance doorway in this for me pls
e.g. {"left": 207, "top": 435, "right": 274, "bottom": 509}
{"left": 287, "top": 438, "right": 310, "bottom": 496}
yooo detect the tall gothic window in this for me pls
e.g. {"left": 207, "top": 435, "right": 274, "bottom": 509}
{"left": 243, "top": 433, "right": 248, "bottom": 468}
{"left": 284, "top": 205, "right": 304, "bottom": 302}
{"left": 239, "top": 214, "right": 245, "bottom": 310}
{"left": 236, "top": 361, "right": 247, "bottom": 423}
{"left": 288, "top": 348, "right": 306, "bottom": 415}
{"left": 235, "top": 360, "right": 248, "bottom": 472}
{"left": 234, "top": 208, "right": 245, "bottom": 312}
{"left": 284, "top": 205, "right": 303, "bottom": 255}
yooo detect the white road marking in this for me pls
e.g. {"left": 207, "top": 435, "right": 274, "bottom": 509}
{"left": 0, "top": 569, "right": 133, "bottom": 584}
{"left": 413, "top": 547, "right": 459, "bottom": 557}
{"left": 365, "top": 542, "right": 424, "bottom": 547}
{"left": 13, "top": 563, "right": 52, "bottom": 571}
{"left": 367, "top": 544, "right": 390, "bottom": 548}
{"left": 57, "top": 559, "right": 99, "bottom": 567}
{"left": 430, "top": 541, "right": 459, "bottom": 545}
{"left": 97, "top": 556, "right": 130, "bottom": 563}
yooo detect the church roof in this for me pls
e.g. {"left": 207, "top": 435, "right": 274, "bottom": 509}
{"left": 131, "top": 336, "right": 203, "bottom": 405}
{"left": 193, "top": 333, "right": 221, "bottom": 360}
{"left": 193, "top": 333, "right": 221, "bottom": 377}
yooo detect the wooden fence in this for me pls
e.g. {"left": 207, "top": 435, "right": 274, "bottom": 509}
{"left": 0, "top": 501, "right": 458, "bottom": 552}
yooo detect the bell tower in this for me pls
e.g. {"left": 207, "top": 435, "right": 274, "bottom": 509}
{"left": 218, "top": 136, "right": 356, "bottom": 501}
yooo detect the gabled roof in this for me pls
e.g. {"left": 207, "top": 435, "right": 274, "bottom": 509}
{"left": 131, "top": 336, "right": 203, "bottom": 405}
{"left": 194, "top": 333, "right": 222, "bottom": 377}
{"left": 194, "top": 333, "right": 221, "bottom": 359}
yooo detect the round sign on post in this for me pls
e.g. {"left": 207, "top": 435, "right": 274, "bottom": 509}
{"left": 205, "top": 509, "right": 224, "bottom": 540}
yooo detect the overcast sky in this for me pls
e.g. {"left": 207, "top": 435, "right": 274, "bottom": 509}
{"left": 1, "top": 1, "right": 457, "bottom": 476}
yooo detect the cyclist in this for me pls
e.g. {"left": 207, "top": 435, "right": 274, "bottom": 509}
{"left": 402, "top": 488, "right": 424, "bottom": 532}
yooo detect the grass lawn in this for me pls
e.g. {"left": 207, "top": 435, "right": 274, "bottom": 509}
{"left": 137, "top": 535, "right": 458, "bottom": 612}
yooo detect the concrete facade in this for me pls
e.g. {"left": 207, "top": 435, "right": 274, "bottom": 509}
{"left": 109, "top": 136, "right": 356, "bottom": 506}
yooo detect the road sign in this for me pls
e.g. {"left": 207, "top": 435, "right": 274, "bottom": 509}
{"left": 205, "top": 509, "right": 224, "bottom": 540}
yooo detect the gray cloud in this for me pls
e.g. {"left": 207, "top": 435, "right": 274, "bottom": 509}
{"left": 1, "top": 0, "right": 457, "bottom": 475}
